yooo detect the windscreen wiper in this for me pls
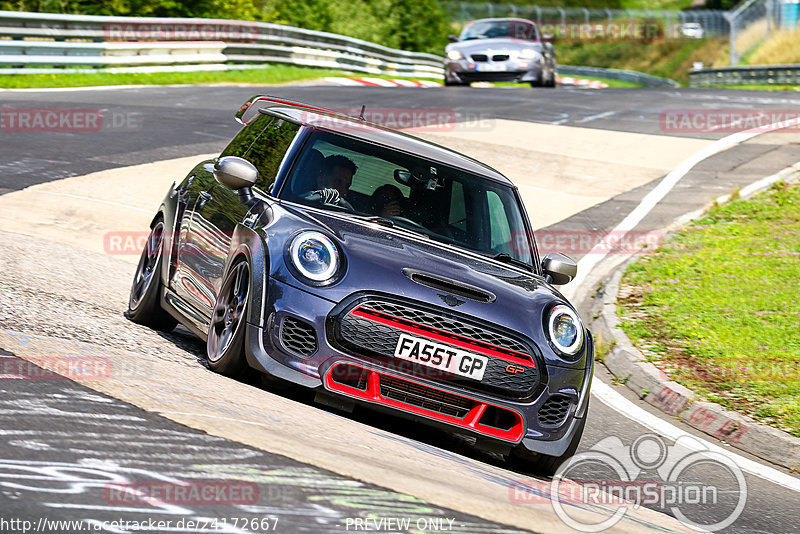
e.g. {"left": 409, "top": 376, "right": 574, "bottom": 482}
{"left": 359, "top": 215, "right": 395, "bottom": 228}
{"left": 486, "top": 252, "right": 534, "bottom": 272}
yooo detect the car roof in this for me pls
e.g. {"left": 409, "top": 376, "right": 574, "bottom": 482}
{"left": 465, "top": 17, "right": 537, "bottom": 25}
{"left": 259, "top": 105, "right": 513, "bottom": 186}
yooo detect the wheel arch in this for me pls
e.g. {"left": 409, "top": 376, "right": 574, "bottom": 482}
{"left": 223, "top": 224, "right": 270, "bottom": 328}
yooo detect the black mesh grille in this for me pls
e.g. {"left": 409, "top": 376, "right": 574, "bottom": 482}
{"left": 538, "top": 395, "right": 572, "bottom": 427}
{"left": 379, "top": 375, "right": 474, "bottom": 418}
{"left": 280, "top": 317, "right": 317, "bottom": 357}
{"left": 358, "top": 300, "right": 530, "bottom": 356}
{"left": 471, "top": 54, "right": 488, "bottom": 62}
{"left": 492, "top": 54, "right": 510, "bottom": 61}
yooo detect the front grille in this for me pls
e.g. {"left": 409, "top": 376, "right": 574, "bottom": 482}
{"left": 380, "top": 375, "right": 473, "bottom": 418}
{"left": 492, "top": 54, "right": 510, "bottom": 61}
{"left": 459, "top": 72, "right": 523, "bottom": 82}
{"left": 538, "top": 395, "right": 572, "bottom": 427}
{"left": 334, "top": 298, "right": 540, "bottom": 399}
{"left": 471, "top": 54, "right": 488, "bottom": 62}
{"left": 280, "top": 317, "right": 317, "bottom": 357}
{"left": 356, "top": 300, "right": 530, "bottom": 355}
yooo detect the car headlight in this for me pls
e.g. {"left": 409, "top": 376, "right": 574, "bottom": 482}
{"left": 446, "top": 49, "right": 464, "bottom": 61}
{"left": 287, "top": 231, "right": 340, "bottom": 284}
{"left": 547, "top": 304, "right": 584, "bottom": 356}
{"left": 519, "top": 48, "right": 541, "bottom": 60}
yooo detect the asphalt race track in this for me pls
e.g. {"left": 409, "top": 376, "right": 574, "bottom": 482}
{"left": 1, "top": 84, "right": 800, "bottom": 534}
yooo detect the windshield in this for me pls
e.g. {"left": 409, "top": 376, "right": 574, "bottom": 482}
{"left": 279, "top": 131, "right": 534, "bottom": 266}
{"left": 461, "top": 20, "right": 539, "bottom": 41}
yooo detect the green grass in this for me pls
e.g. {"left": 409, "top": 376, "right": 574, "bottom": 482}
{"left": 618, "top": 181, "right": 800, "bottom": 437}
{"left": 0, "top": 65, "right": 394, "bottom": 89}
{"left": 557, "top": 37, "right": 729, "bottom": 85}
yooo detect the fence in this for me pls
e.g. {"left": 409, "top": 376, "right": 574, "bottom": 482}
{"left": 442, "top": 2, "right": 731, "bottom": 37}
{"left": 0, "top": 10, "right": 444, "bottom": 78}
{"left": 724, "top": 0, "right": 783, "bottom": 65}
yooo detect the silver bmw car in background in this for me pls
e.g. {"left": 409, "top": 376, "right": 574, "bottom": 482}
{"left": 444, "top": 18, "right": 557, "bottom": 87}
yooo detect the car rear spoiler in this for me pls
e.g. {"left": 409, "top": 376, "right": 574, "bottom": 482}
{"left": 235, "top": 95, "right": 332, "bottom": 125}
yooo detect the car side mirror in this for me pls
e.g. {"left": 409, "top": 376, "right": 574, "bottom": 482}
{"left": 214, "top": 156, "right": 258, "bottom": 202}
{"left": 542, "top": 252, "right": 577, "bottom": 285}
{"left": 448, "top": 34, "right": 459, "bottom": 43}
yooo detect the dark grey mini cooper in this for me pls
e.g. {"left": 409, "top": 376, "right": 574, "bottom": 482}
{"left": 127, "top": 96, "right": 592, "bottom": 474}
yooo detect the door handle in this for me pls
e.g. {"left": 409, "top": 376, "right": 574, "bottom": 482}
{"left": 198, "top": 190, "right": 212, "bottom": 206}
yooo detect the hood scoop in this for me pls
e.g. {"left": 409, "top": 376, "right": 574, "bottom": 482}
{"left": 402, "top": 268, "right": 496, "bottom": 304}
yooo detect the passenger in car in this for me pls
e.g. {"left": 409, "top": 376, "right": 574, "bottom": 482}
{"left": 371, "top": 184, "right": 406, "bottom": 218}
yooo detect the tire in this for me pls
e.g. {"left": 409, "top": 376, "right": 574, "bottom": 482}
{"left": 545, "top": 70, "right": 557, "bottom": 87}
{"left": 126, "top": 218, "right": 177, "bottom": 332}
{"left": 510, "top": 415, "right": 586, "bottom": 477}
{"left": 444, "top": 78, "right": 466, "bottom": 87}
{"left": 206, "top": 258, "right": 250, "bottom": 376}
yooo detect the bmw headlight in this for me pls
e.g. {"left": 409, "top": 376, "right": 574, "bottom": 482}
{"left": 547, "top": 304, "right": 584, "bottom": 356}
{"left": 446, "top": 49, "right": 464, "bottom": 61}
{"left": 519, "top": 48, "right": 541, "bottom": 60}
{"left": 287, "top": 231, "right": 341, "bottom": 284}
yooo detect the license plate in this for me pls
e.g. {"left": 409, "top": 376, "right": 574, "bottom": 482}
{"left": 475, "top": 63, "right": 506, "bottom": 72}
{"left": 394, "top": 333, "right": 488, "bottom": 381}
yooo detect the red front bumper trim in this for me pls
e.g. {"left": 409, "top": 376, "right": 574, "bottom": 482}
{"left": 324, "top": 362, "right": 525, "bottom": 443}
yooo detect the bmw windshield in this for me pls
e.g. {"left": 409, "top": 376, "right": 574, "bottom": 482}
{"left": 279, "top": 130, "right": 535, "bottom": 267}
{"left": 460, "top": 20, "right": 539, "bottom": 41}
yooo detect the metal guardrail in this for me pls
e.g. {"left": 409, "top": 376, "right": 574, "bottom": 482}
{"left": 0, "top": 41, "right": 227, "bottom": 66}
{"left": 690, "top": 64, "right": 800, "bottom": 86}
{"left": 558, "top": 65, "right": 679, "bottom": 88}
{"left": 0, "top": 10, "right": 445, "bottom": 78}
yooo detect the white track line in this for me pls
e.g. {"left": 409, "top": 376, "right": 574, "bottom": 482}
{"left": 569, "top": 118, "right": 800, "bottom": 291}
{"left": 579, "top": 117, "right": 800, "bottom": 491}
{"left": 594, "top": 381, "right": 800, "bottom": 493}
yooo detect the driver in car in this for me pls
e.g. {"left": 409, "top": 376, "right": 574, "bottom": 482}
{"left": 310, "top": 154, "right": 358, "bottom": 208}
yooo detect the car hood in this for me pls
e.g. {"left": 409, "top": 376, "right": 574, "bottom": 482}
{"left": 447, "top": 38, "right": 543, "bottom": 56}
{"left": 268, "top": 203, "right": 577, "bottom": 363}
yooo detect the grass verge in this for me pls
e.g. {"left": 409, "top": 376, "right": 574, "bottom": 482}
{"left": 0, "top": 65, "right": 382, "bottom": 89}
{"left": 618, "top": 180, "right": 800, "bottom": 437}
